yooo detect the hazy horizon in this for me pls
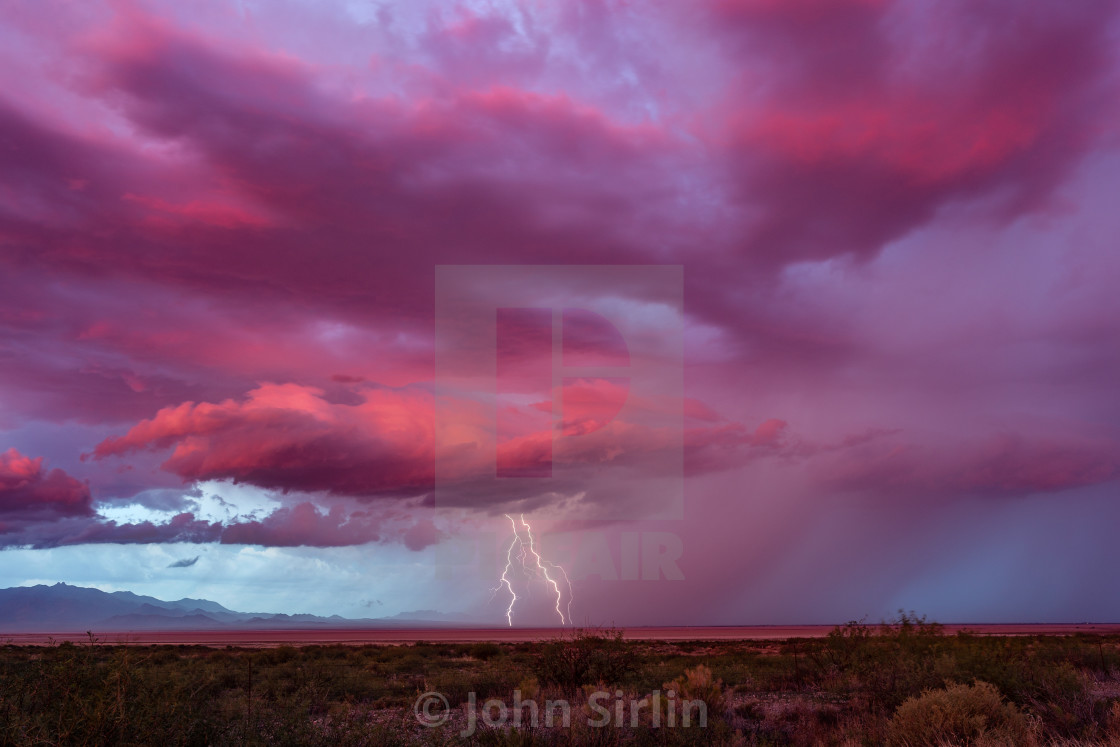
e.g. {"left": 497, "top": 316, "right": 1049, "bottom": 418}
{"left": 9, "top": 581, "right": 1120, "bottom": 632}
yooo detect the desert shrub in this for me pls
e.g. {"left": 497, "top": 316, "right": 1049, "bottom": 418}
{"left": 1019, "top": 660, "right": 1098, "bottom": 738}
{"left": 807, "top": 611, "right": 952, "bottom": 709}
{"left": 259, "top": 644, "right": 298, "bottom": 665}
{"left": 738, "top": 696, "right": 846, "bottom": 746}
{"left": 389, "top": 651, "right": 429, "bottom": 675}
{"left": 887, "top": 681, "right": 1038, "bottom": 747}
{"left": 427, "top": 662, "right": 525, "bottom": 707}
{"left": 662, "top": 664, "right": 727, "bottom": 723}
{"left": 942, "top": 636, "right": 1106, "bottom": 738}
{"left": 518, "top": 674, "right": 541, "bottom": 701}
{"left": 1109, "top": 701, "right": 1120, "bottom": 741}
{"left": 534, "top": 628, "right": 636, "bottom": 691}
{"left": 0, "top": 643, "right": 225, "bottom": 744}
{"left": 820, "top": 619, "right": 874, "bottom": 674}
{"left": 470, "top": 642, "right": 502, "bottom": 660}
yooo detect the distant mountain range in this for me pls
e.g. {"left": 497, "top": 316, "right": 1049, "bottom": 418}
{"left": 0, "top": 583, "right": 474, "bottom": 632}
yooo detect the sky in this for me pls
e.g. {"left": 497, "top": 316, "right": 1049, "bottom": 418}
{"left": 1, "top": 0, "right": 1120, "bottom": 625}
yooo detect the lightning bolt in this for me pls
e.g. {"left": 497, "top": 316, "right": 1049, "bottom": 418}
{"left": 519, "top": 515, "right": 566, "bottom": 624}
{"left": 547, "top": 560, "right": 574, "bottom": 624}
{"left": 491, "top": 514, "right": 573, "bottom": 626}
{"left": 496, "top": 517, "right": 519, "bottom": 626}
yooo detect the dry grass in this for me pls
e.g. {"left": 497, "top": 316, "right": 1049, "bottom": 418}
{"left": 2, "top": 617, "right": 1120, "bottom": 745}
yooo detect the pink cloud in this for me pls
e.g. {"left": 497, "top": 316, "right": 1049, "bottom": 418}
{"left": 219, "top": 502, "right": 382, "bottom": 547}
{"left": 0, "top": 449, "right": 93, "bottom": 520}
{"left": 819, "top": 431, "right": 1120, "bottom": 498}
{"left": 686, "top": 0, "right": 1120, "bottom": 277}
{"left": 91, "top": 383, "right": 436, "bottom": 497}
{"left": 90, "top": 380, "right": 775, "bottom": 502}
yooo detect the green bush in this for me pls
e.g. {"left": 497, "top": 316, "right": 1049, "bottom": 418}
{"left": 662, "top": 664, "right": 727, "bottom": 723}
{"left": 887, "top": 681, "right": 1038, "bottom": 747}
{"left": 533, "top": 628, "right": 636, "bottom": 691}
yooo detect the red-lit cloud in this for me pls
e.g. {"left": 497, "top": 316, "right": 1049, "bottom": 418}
{"left": 88, "top": 381, "right": 778, "bottom": 503}
{"left": 90, "top": 383, "right": 436, "bottom": 497}
{"left": 0, "top": 449, "right": 93, "bottom": 520}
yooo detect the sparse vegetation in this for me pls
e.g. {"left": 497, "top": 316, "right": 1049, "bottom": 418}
{"left": 2, "top": 616, "right": 1120, "bottom": 745}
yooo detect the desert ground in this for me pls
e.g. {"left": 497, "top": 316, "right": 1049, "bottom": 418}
{"left": 5, "top": 617, "right": 1120, "bottom": 745}
{"left": 6, "top": 623, "right": 1120, "bottom": 647}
